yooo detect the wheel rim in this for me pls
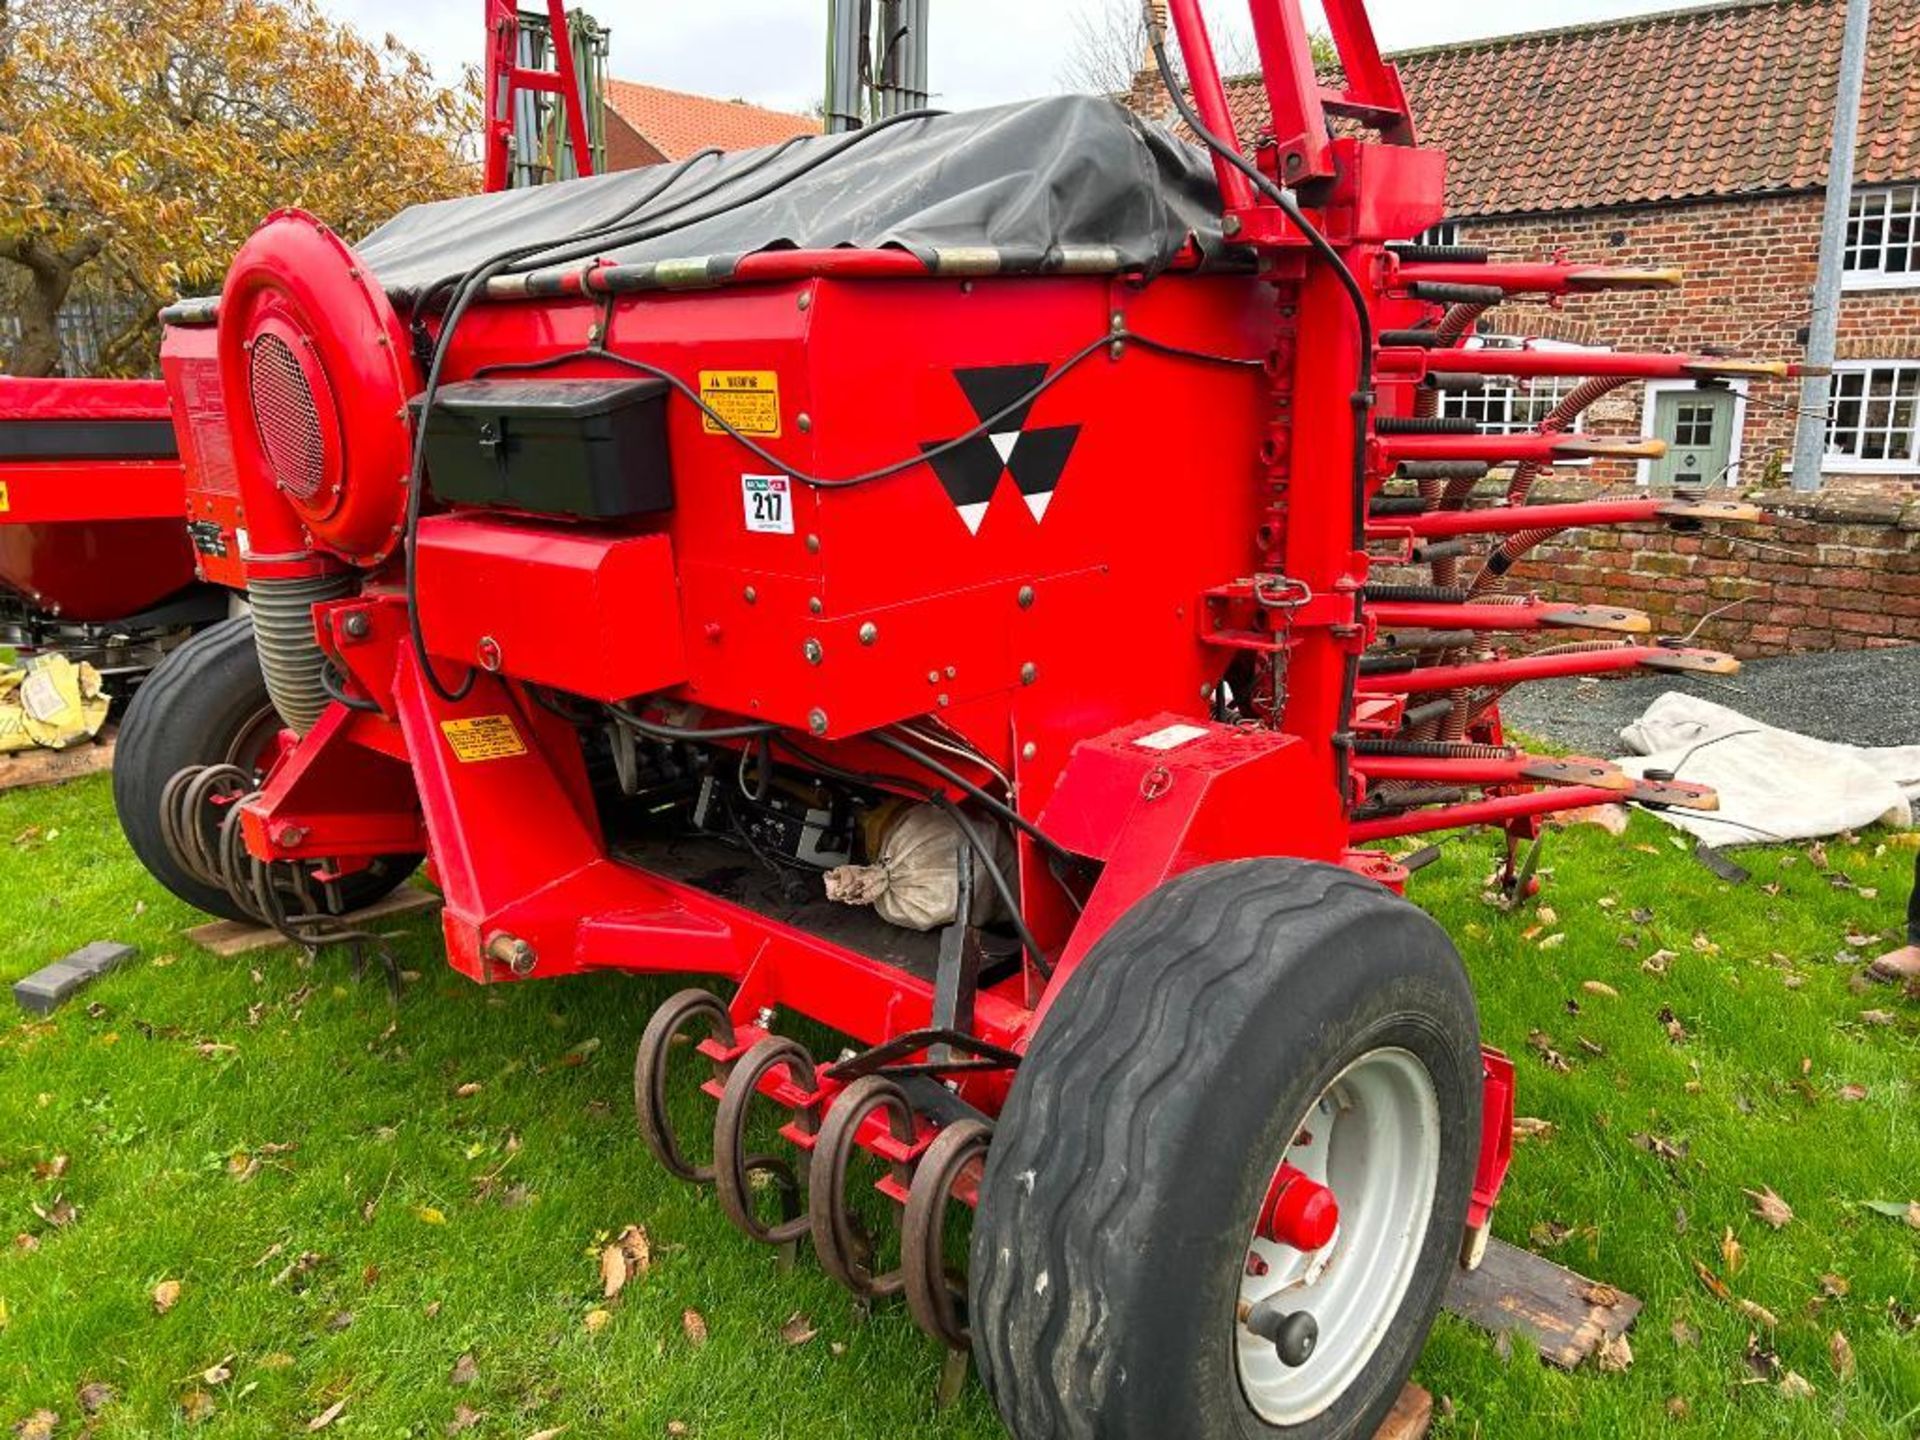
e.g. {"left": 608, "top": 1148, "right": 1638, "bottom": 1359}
{"left": 1234, "top": 1047, "right": 1441, "bottom": 1426}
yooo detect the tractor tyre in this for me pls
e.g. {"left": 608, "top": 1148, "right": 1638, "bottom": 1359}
{"left": 970, "top": 858, "right": 1480, "bottom": 1440}
{"left": 113, "top": 614, "right": 417, "bottom": 923}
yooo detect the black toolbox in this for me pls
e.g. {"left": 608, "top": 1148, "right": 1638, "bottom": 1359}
{"left": 414, "top": 377, "right": 673, "bottom": 519}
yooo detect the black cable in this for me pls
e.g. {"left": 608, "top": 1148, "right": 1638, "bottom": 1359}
{"left": 767, "top": 735, "right": 1053, "bottom": 980}
{"left": 608, "top": 703, "right": 780, "bottom": 743}
{"left": 869, "top": 730, "right": 1072, "bottom": 865}
{"left": 1146, "top": 21, "right": 1375, "bottom": 807}
{"left": 471, "top": 321, "right": 1257, "bottom": 493}
{"left": 320, "top": 660, "right": 382, "bottom": 714}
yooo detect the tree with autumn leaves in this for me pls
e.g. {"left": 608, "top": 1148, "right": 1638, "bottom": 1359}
{"left": 0, "top": 0, "right": 478, "bottom": 376}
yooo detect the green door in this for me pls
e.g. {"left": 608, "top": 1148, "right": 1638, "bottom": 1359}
{"left": 1651, "top": 387, "right": 1736, "bottom": 490}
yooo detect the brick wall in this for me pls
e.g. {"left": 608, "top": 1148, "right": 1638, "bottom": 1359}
{"left": 603, "top": 109, "right": 668, "bottom": 173}
{"left": 1453, "top": 194, "right": 1920, "bottom": 496}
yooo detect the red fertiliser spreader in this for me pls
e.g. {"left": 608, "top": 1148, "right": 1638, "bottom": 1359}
{"left": 0, "top": 377, "right": 226, "bottom": 682}
{"left": 115, "top": 1, "right": 1779, "bottom": 1433}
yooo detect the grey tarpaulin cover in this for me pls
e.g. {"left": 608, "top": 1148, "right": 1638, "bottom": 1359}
{"left": 354, "top": 96, "right": 1230, "bottom": 302}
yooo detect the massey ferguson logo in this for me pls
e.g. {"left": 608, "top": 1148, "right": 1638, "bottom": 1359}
{"left": 920, "top": 364, "right": 1081, "bottom": 534}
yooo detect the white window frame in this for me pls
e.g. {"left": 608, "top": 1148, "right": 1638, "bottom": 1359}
{"left": 1819, "top": 360, "right": 1920, "bottom": 474}
{"left": 1436, "top": 336, "right": 1605, "bottom": 461}
{"left": 1637, "top": 379, "right": 1749, "bottom": 488}
{"left": 1842, "top": 185, "right": 1920, "bottom": 291}
{"left": 1416, "top": 219, "right": 1460, "bottom": 249}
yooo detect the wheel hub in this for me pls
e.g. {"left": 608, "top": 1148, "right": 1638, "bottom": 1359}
{"left": 1234, "top": 1046, "right": 1441, "bottom": 1426}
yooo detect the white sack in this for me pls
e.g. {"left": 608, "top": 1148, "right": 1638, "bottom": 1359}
{"left": 824, "top": 805, "right": 1013, "bottom": 931}
{"left": 1616, "top": 691, "right": 1920, "bottom": 846}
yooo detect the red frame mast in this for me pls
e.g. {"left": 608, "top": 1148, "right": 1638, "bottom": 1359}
{"left": 482, "top": 0, "right": 597, "bottom": 194}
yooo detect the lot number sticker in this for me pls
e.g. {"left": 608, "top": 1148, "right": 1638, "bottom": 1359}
{"left": 742, "top": 474, "right": 795, "bottom": 534}
{"left": 700, "top": 370, "right": 782, "bottom": 437}
{"left": 441, "top": 715, "right": 528, "bottom": 763}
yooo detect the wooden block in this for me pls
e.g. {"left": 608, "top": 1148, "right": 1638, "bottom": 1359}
{"left": 1443, "top": 1237, "right": 1641, "bottom": 1369}
{"left": 0, "top": 730, "right": 115, "bottom": 794}
{"left": 1375, "top": 1383, "right": 1433, "bottom": 1440}
{"left": 185, "top": 884, "right": 441, "bottom": 957}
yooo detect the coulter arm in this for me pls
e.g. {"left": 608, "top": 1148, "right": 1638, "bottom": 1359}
{"left": 1349, "top": 243, "right": 1790, "bottom": 855}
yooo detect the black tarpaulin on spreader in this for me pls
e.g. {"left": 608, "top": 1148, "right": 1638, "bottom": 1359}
{"left": 353, "top": 96, "right": 1232, "bottom": 302}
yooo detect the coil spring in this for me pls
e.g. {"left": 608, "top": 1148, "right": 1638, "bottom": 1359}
{"left": 159, "top": 763, "right": 402, "bottom": 986}
{"left": 635, "top": 989, "right": 994, "bottom": 1352}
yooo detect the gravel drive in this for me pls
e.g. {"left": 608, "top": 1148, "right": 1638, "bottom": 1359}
{"left": 1500, "top": 644, "right": 1920, "bottom": 755}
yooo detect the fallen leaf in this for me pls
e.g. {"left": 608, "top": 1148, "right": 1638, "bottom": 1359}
{"left": 1778, "top": 1371, "right": 1815, "bottom": 1400}
{"left": 1861, "top": 1199, "right": 1920, "bottom": 1229}
{"left": 1670, "top": 1320, "right": 1699, "bottom": 1348}
{"left": 1538, "top": 932, "right": 1567, "bottom": 950}
{"left": 682, "top": 1309, "right": 708, "bottom": 1347}
{"left": 180, "top": 1390, "right": 216, "bottom": 1423}
{"left": 1819, "top": 1273, "right": 1850, "bottom": 1298}
{"left": 14, "top": 1234, "right": 38, "bottom": 1254}
{"left": 201, "top": 1357, "right": 233, "bottom": 1385}
{"left": 779, "top": 1312, "right": 817, "bottom": 1346}
{"left": 447, "top": 1405, "right": 485, "bottom": 1436}
{"left": 524, "top": 1428, "right": 569, "bottom": 1440}
{"left": 31, "top": 1155, "right": 68, "bottom": 1182}
{"left": 616, "top": 1224, "right": 652, "bottom": 1275}
{"left": 1692, "top": 1259, "right": 1732, "bottom": 1301}
{"left": 1582, "top": 1282, "right": 1621, "bottom": 1307}
{"left": 1720, "top": 1226, "right": 1745, "bottom": 1276}
{"left": 1632, "top": 1132, "right": 1687, "bottom": 1167}
{"left": 1666, "top": 1397, "right": 1690, "bottom": 1419}
{"left": 584, "top": 1308, "right": 611, "bottom": 1333}
{"left": 77, "top": 1382, "right": 115, "bottom": 1414}
{"left": 1736, "top": 1298, "right": 1779, "bottom": 1328}
{"left": 32, "top": 1197, "right": 76, "bottom": 1228}
{"left": 415, "top": 1206, "right": 447, "bottom": 1226}
{"left": 1829, "top": 1330, "right": 1855, "bottom": 1381}
{"left": 1512, "top": 1116, "right": 1556, "bottom": 1144}
{"left": 307, "top": 1398, "right": 347, "bottom": 1431}
{"left": 666, "top": 1425, "right": 689, "bottom": 1438}
{"left": 559, "top": 1038, "right": 601, "bottom": 1067}
{"left": 14, "top": 1412, "right": 57, "bottom": 1440}
{"left": 1527, "top": 1030, "right": 1571, "bottom": 1073}
{"left": 448, "top": 1353, "right": 478, "bottom": 1387}
{"left": 1744, "top": 1186, "right": 1793, "bottom": 1230}
{"left": 153, "top": 1279, "right": 183, "bottom": 1313}
{"left": 599, "top": 1243, "right": 629, "bottom": 1300}
{"left": 1595, "top": 1332, "right": 1632, "bottom": 1373}
{"left": 1837, "top": 1083, "right": 1868, "bottom": 1102}
{"left": 1858, "top": 1009, "right": 1895, "bottom": 1026}
{"left": 1642, "top": 948, "right": 1676, "bottom": 975}
{"left": 1658, "top": 1006, "right": 1689, "bottom": 1043}
{"left": 1581, "top": 980, "right": 1619, "bottom": 999}
{"left": 454, "top": 1082, "right": 481, "bottom": 1098}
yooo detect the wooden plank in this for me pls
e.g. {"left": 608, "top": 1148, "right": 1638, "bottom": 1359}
{"left": 1443, "top": 1237, "right": 1641, "bottom": 1369}
{"left": 0, "top": 729, "right": 115, "bottom": 794}
{"left": 1375, "top": 1383, "right": 1433, "bottom": 1440}
{"left": 185, "top": 884, "right": 442, "bottom": 957}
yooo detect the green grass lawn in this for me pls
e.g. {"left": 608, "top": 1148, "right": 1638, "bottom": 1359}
{"left": 0, "top": 773, "right": 1915, "bottom": 1438}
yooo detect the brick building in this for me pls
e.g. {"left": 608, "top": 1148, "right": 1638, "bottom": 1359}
{"left": 603, "top": 79, "right": 819, "bottom": 171}
{"left": 1131, "top": 0, "right": 1920, "bottom": 653}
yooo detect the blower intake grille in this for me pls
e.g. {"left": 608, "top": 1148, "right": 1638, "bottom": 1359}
{"left": 248, "top": 331, "right": 328, "bottom": 503}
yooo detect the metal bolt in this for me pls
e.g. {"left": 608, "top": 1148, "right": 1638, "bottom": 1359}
{"left": 798, "top": 413, "right": 813, "bottom": 433}
{"left": 944, "top": 666, "right": 956, "bottom": 680}
{"left": 806, "top": 534, "right": 821, "bottom": 554}
{"left": 927, "top": 670, "right": 941, "bottom": 684}
{"left": 1021, "top": 742, "right": 1037, "bottom": 762}
{"left": 804, "top": 639, "right": 824, "bottom": 666}
{"left": 1017, "top": 585, "right": 1035, "bottom": 609}
{"left": 477, "top": 636, "right": 503, "bottom": 672}
{"left": 797, "top": 292, "right": 812, "bottom": 311}
{"left": 743, "top": 585, "right": 758, "bottom": 604}
{"left": 936, "top": 693, "right": 950, "bottom": 708}
{"left": 486, "top": 933, "right": 536, "bottom": 978}
{"left": 755, "top": 1007, "right": 775, "bottom": 1030}
{"left": 960, "top": 280, "right": 975, "bottom": 294}
{"left": 1020, "top": 662, "right": 1038, "bottom": 685}
{"left": 1110, "top": 311, "right": 1126, "bottom": 334}
{"left": 342, "top": 612, "right": 371, "bottom": 640}
{"left": 858, "top": 622, "right": 878, "bottom": 646}
{"left": 808, "top": 708, "right": 829, "bottom": 736}
{"left": 809, "top": 596, "right": 824, "bottom": 615}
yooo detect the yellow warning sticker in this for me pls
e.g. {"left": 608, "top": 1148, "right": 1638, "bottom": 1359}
{"left": 699, "top": 370, "right": 782, "bottom": 438}
{"left": 441, "top": 715, "right": 527, "bottom": 763}
{"left": 0, "top": 481, "right": 10, "bottom": 513}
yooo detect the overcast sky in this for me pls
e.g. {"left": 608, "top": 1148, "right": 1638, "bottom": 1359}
{"left": 320, "top": 0, "right": 1721, "bottom": 116}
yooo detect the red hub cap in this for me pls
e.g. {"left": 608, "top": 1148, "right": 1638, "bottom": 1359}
{"left": 1258, "top": 1163, "right": 1340, "bottom": 1251}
